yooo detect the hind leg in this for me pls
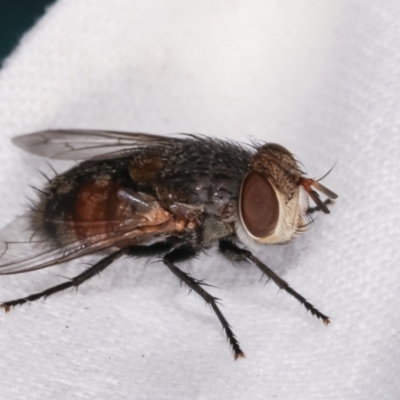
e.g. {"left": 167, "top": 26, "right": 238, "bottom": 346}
{"left": 1, "top": 250, "right": 125, "bottom": 311}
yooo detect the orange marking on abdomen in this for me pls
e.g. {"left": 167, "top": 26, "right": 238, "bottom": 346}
{"left": 73, "top": 180, "right": 129, "bottom": 239}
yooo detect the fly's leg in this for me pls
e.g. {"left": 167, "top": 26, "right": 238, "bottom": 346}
{"left": 163, "top": 244, "right": 245, "bottom": 360}
{"left": 219, "top": 240, "right": 330, "bottom": 325}
{"left": 1, "top": 250, "right": 125, "bottom": 312}
{"left": 126, "top": 239, "right": 178, "bottom": 258}
{"left": 306, "top": 198, "right": 333, "bottom": 215}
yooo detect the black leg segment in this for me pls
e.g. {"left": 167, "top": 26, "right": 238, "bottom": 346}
{"left": 1, "top": 249, "right": 125, "bottom": 312}
{"left": 219, "top": 240, "right": 330, "bottom": 325}
{"left": 163, "top": 245, "right": 245, "bottom": 360}
{"left": 126, "top": 238, "right": 180, "bottom": 258}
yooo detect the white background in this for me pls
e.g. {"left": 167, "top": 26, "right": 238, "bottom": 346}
{"left": 0, "top": 1, "right": 399, "bottom": 399}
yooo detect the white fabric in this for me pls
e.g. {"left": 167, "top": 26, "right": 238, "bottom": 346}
{"left": 0, "top": 1, "right": 398, "bottom": 399}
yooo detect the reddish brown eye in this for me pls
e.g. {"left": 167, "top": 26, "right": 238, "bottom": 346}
{"left": 240, "top": 171, "right": 279, "bottom": 238}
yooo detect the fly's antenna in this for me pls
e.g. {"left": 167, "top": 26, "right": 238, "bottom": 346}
{"left": 316, "top": 161, "right": 337, "bottom": 182}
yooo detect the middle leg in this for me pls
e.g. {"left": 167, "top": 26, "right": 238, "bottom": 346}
{"left": 163, "top": 244, "right": 245, "bottom": 360}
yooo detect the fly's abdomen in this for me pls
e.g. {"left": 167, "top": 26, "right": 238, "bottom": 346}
{"left": 72, "top": 179, "right": 131, "bottom": 238}
{"left": 37, "top": 171, "right": 132, "bottom": 244}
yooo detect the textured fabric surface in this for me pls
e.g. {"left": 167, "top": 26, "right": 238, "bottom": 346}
{"left": 0, "top": 1, "right": 398, "bottom": 399}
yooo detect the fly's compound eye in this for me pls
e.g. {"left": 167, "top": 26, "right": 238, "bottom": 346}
{"left": 240, "top": 171, "right": 279, "bottom": 239}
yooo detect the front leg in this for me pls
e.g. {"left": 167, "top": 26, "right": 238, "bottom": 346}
{"left": 219, "top": 240, "right": 330, "bottom": 325}
{"left": 163, "top": 244, "right": 245, "bottom": 360}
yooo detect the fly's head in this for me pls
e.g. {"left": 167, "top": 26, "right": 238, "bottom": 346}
{"left": 238, "top": 143, "right": 337, "bottom": 245}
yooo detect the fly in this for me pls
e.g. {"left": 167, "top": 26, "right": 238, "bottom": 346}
{"left": 0, "top": 130, "right": 338, "bottom": 359}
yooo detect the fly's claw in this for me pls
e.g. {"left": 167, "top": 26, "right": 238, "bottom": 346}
{"left": 0, "top": 303, "right": 11, "bottom": 313}
{"left": 234, "top": 351, "right": 246, "bottom": 361}
{"left": 323, "top": 317, "right": 331, "bottom": 326}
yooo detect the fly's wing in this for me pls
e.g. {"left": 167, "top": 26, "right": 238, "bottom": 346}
{"left": 0, "top": 193, "right": 175, "bottom": 275}
{"left": 12, "top": 130, "right": 185, "bottom": 160}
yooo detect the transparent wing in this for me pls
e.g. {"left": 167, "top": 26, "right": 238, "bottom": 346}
{"left": 12, "top": 130, "right": 183, "bottom": 160}
{"left": 0, "top": 197, "right": 172, "bottom": 275}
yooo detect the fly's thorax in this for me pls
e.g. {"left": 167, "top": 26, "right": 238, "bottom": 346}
{"left": 238, "top": 143, "right": 305, "bottom": 245}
